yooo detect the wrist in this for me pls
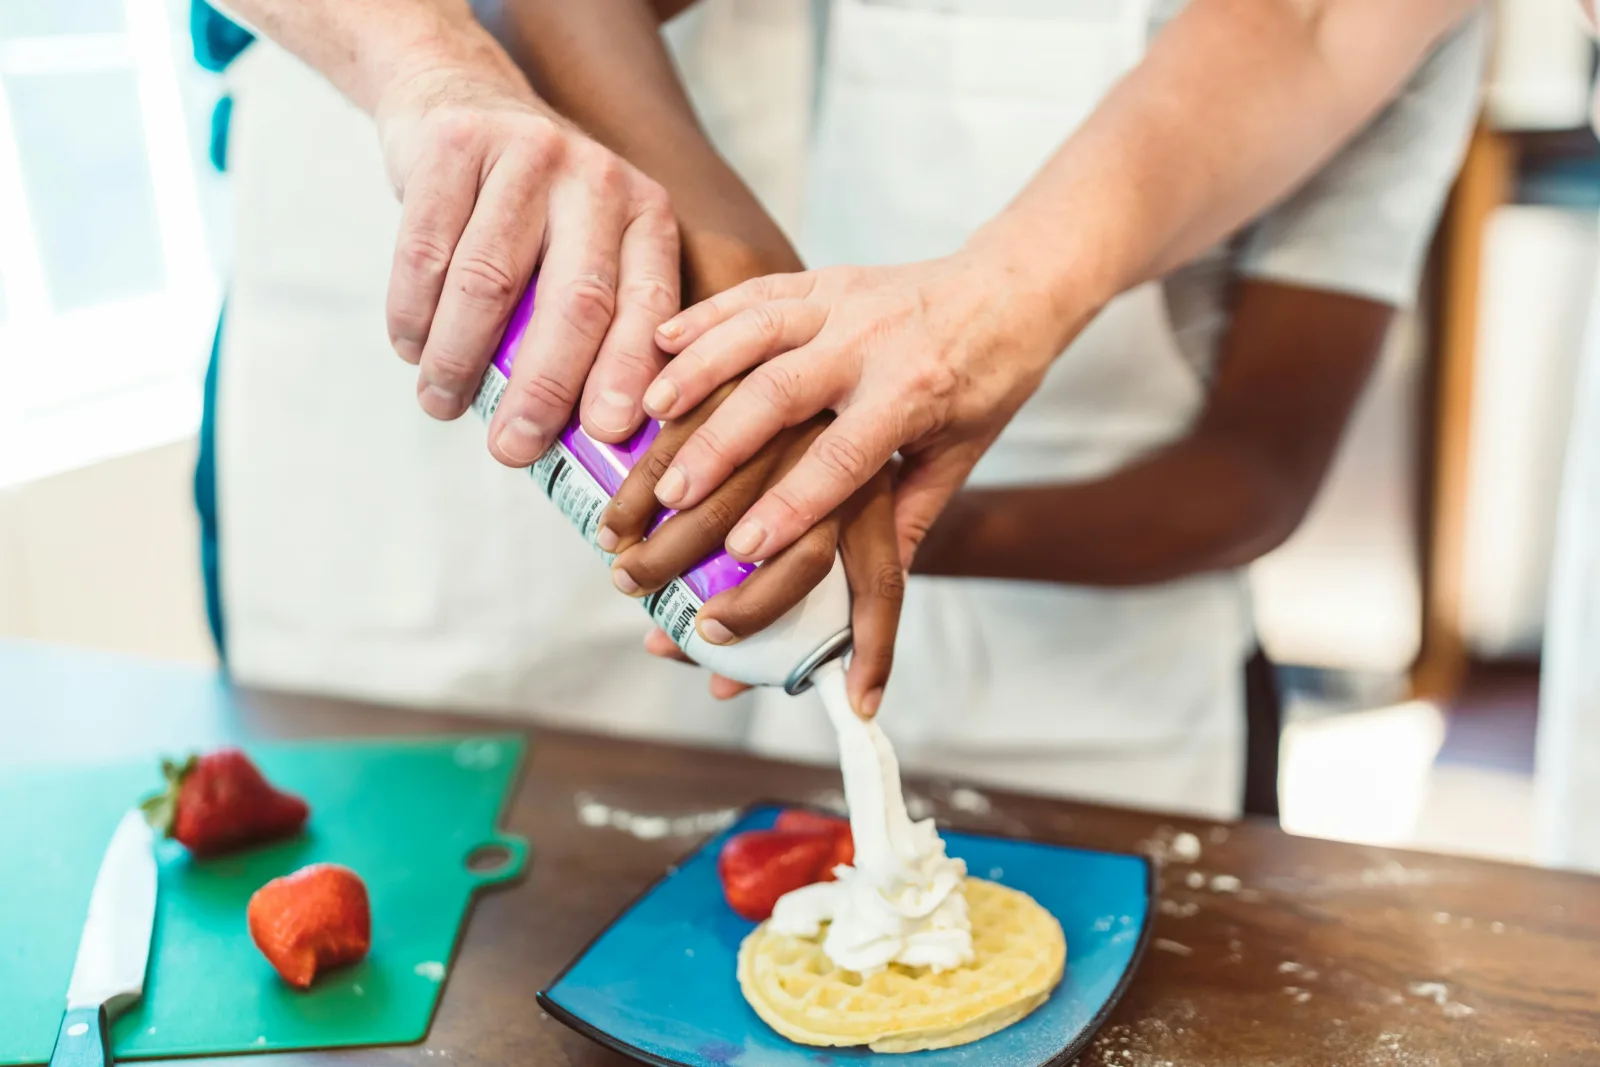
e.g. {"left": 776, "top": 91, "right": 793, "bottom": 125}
{"left": 365, "top": 8, "right": 530, "bottom": 116}
{"left": 910, "top": 491, "right": 988, "bottom": 577}
{"left": 680, "top": 226, "right": 803, "bottom": 304}
{"left": 961, "top": 210, "right": 1117, "bottom": 359}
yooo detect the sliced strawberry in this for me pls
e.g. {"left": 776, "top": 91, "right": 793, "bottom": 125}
{"left": 247, "top": 863, "right": 371, "bottom": 989}
{"left": 775, "top": 809, "right": 854, "bottom": 880}
{"left": 141, "top": 748, "right": 309, "bottom": 857}
{"left": 774, "top": 809, "right": 849, "bottom": 836}
{"left": 717, "top": 830, "right": 835, "bottom": 922}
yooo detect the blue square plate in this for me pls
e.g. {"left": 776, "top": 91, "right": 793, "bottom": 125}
{"left": 539, "top": 804, "right": 1155, "bottom": 1066}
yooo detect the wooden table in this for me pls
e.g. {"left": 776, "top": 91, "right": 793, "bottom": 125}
{"left": 6, "top": 640, "right": 1599, "bottom": 1066}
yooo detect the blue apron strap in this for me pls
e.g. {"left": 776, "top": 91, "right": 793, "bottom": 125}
{"left": 191, "top": 2, "right": 253, "bottom": 173}
{"left": 195, "top": 303, "right": 226, "bottom": 661}
{"left": 189, "top": 2, "right": 250, "bottom": 661}
{"left": 191, "top": 1, "right": 254, "bottom": 73}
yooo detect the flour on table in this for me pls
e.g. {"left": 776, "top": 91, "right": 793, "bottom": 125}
{"left": 573, "top": 793, "right": 737, "bottom": 840}
{"left": 1408, "top": 981, "right": 1476, "bottom": 1018}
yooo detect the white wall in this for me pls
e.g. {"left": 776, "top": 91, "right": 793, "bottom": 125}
{"left": 0, "top": 438, "right": 215, "bottom": 665}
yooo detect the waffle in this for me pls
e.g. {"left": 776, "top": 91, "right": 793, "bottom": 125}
{"left": 737, "top": 878, "right": 1065, "bottom": 1053}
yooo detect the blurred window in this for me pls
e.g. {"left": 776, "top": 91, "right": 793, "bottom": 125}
{"left": 0, "top": 0, "right": 224, "bottom": 487}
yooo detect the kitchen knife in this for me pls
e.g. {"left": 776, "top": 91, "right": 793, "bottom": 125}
{"left": 49, "top": 810, "right": 158, "bottom": 1067}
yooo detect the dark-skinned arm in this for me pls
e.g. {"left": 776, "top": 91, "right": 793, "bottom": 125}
{"left": 913, "top": 280, "right": 1393, "bottom": 585}
{"left": 497, "top": 0, "right": 802, "bottom": 296}
{"left": 498, "top": 0, "right": 904, "bottom": 716}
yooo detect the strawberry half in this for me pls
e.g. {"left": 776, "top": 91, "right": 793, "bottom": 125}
{"left": 774, "top": 809, "right": 854, "bottom": 879}
{"left": 247, "top": 863, "right": 371, "bottom": 989}
{"left": 140, "top": 748, "right": 310, "bottom": 857}
{"left": 718, "top": 829, "right": 836, "bottom": 922}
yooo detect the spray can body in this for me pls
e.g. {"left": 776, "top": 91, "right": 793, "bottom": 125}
{"left": 470, "top": 280, "right": 851, "bottom": 693}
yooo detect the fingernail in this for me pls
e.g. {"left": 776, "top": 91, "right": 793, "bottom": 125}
{"left": 589, "top": 389, "right": 636, "bottom": 435}
{"left": 421, "top": 383, "right": 462, "bottom": 415}
{"left": 496, "top": 417, "right": 545, "bottom": 465}
{"left": 612, "top": 567, "right": 641, "bottom": 595}
{"left": 861, "top": 687, "right": 884, "bottom": 720}
{"left": 657, "top": 319, "right": 683, "bottom": 342}
{"left": 699, "top": 618, "right": 734, "bottom": 645}
{"left": 656, "top": 466, "right": 688, "bottom": 506}
{"left": 727, "top": 519, "right": 766, "bottom": 557}
{"left": 597, "top": 525, "right": 620, "bottom": 552}
{"left": 643, "top": 378, "right": 679, "bottom": 416}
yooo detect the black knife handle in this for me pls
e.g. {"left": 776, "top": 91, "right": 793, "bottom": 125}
{"left": 49, "top": 1007, "right": 110, "bottom": 1067}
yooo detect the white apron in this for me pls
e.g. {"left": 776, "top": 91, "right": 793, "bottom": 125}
{"left": 1535, "top": 277, "right": 1600, "bottom": 873}
{"left": 749, "top": 0, "right": 1253, "bottom": 819}
{"left": 214, "top": 3, "right": 811, "bottom": 741}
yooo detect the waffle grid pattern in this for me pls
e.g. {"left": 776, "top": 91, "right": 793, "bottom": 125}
{"left": 737, "top": 878, "right": 1066, "bottom": 1053}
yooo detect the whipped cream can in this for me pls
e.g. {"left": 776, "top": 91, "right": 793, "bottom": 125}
{"left": 470, "top": 279, "right": 852, "bottom": 693}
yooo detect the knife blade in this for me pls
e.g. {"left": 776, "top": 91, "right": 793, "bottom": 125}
{"left": 49, "top": 810, "right": 158, "bottom": 1067}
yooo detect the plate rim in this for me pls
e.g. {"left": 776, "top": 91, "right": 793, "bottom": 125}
{"left": 538, "top": 799, "right": 1158, "bottom": 1067}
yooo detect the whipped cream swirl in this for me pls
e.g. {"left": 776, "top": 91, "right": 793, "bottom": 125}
{"left": 769, "top": 663, "right": 973, "bottom": 973}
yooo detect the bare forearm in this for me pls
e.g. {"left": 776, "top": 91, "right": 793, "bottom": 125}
{"left": 913, "top": 433, "right": 1307, "bottom": 587}
{"left": 972, "top": 0, "right": 1480, "bottom": 352}
{"left": 504, "top": 0, "right": 803, "bottom": 289}
{"left": 214, "top": 0, "right": 525, "bottom": 113}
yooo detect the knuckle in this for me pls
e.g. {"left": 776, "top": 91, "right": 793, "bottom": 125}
{"left": 422, "top": 350, "right": 477, "bottom": 389}
{"left": 747, "top": 362, "right": 804, "bottom": 414}
{"left": 514, "top": 368, "right": 579, "bottom": 415}
{"left": 602, "top": 343, "right": 662, "bottom": 383}
{"left": 560, "top": 274, "right": 619, "bottom": 342}
{"left": 693, "top": 494, "right": 739, "bottom": 537}
{"left": 516, "top": 118, "right": 567, "bottom": 169}
{"left": 387, "top": 304, "right": 433, "bottom": 349}
{"left": 690, "top": 424, "right": 733, "bottom": 465}
{"left": 793, "top": 532, "right": 835, "bottom": 576}
{"left": 395, "top": 231, "right": 455, "bottom": 284}
{"left": 452, "top": 251, "right": 522, "bottom": 309}
{"left": 870, "top": 561, "right": 907, "bottom": 604}
{"left": 427, "top": 110, "right": 481, "bottom": 155}
{"left": 909, "top": 362, "right": 960, "bottom": 404}
{"left": 900, "top": 515, "right": 934, "bottom": 552}
{"left": 638, "top": 449, "right": 675, "bottom": 486}
{"left": 765, "top": 485, "right": 815, "bottom": 528}
{"left": 812, "top": 432, "right": 871, "bottom": 480}
{"left": 744, "top": 274, "right": 778, "bottom": 303}
{"left": 634, "top": 179, "right": 672, "bottom": 220}
{"left": 747, "top": 302, "right": 786, "bottom": 342}
{"left": 622, "top": 547, "right": 667, "bottom": 587}
{"left": 622, "top": 272, "right": 679, "bottom": 319}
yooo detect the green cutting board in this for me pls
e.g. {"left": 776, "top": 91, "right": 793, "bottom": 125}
{"left": 0, "top": 736, "right": 528, "bottom": 1063}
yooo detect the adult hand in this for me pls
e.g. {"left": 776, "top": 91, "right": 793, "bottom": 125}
{"left": 598, "top": 384, "right": 904, "bottom": 717}
{"left": 375, "top": 45, "right": 678, "bottom": 462}
{"left": 640, "top": 254, "right": 1071, "bottom": 568}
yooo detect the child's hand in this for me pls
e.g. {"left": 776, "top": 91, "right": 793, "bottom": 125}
{"left": 597, "top": 385, "right": 903, "bottom": 718}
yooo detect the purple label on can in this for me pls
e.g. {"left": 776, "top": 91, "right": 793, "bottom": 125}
{"left": 494, "top": 279, "right": 756, "bottom": 603}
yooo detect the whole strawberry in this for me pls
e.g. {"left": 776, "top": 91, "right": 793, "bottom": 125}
{"left": 248, "top": 863, "right": 371, "bottom": 988}
{"left": 140, "top": 748, "right": 309, "bottom": 857}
